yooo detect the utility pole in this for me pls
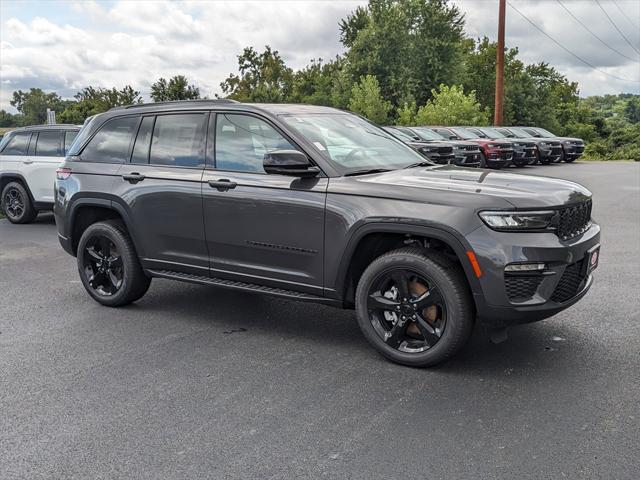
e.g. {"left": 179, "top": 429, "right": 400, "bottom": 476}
{"left": 494, "top": 0, "right": 506, "bottom": 126}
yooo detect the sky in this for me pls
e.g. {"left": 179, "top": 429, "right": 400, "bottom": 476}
{"left": 1, "top": 0, "right": 639, "bottom": 112}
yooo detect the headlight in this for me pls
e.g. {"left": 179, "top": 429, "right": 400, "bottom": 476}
{"left": 479, "top": 210, "right": 557, "bottom": 231}
{"left": 487, "top": 143, "right": 498, "bottom": 148}
{"left": 539, "top": 142, "right": 548, "bottom": 146}
{"left": 563, "top": 140, "right": 572, "bottom": 145}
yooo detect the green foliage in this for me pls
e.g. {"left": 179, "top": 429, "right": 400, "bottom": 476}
{"left": 58, "top": 86, "right": 142, "bottom": 124}
{"left": 150, "top": 75, "right": 200, "bottom": 102}
{"left": 340, "top": 0, "right": 466, "bottom": 111}
{"left": 0, "top": 110, "right": 19, "bottom": 128}
{"left": 348, "top": 75, "right": 392, "bottom": 124}
{"left": 220, "top": 46, "right": 293, "bottom": 102}
{"left": 414, "top": 84, "right": 489, "bottom": 126}
{"left": 10, "top": 88, "right": 70, "bottom": 125}
{"left": 396, "top": 102, "right": 417, "bottom": 125}
{"left": 290, "top": 58, "right": 351, "bottom": 108}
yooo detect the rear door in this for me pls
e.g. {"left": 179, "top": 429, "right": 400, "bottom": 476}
{"left": 24, "top": 130, "right": 65, "bottom": 203}
{"left": 111, "top": 112, "right": 209, "bottom": 275}
{"left": 201, "top": 112, "right": 327, "bottom": 295}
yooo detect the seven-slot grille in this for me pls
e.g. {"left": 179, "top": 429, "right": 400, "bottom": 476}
{"left": 555, "top": 200, "right": 592, "bottom": 240}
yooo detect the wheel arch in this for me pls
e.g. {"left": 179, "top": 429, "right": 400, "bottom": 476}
{"left": 334, "top": 221, "right": 483, "bottom": 309}
{"left": 67, "top": 196, "right": 145, "bottom": 258}
{"left": 0, "top": 173, "right": 36, "bottom": 206}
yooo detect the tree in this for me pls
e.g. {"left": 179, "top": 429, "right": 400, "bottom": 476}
{"left": 10, "top": 88, "right": 69, "bottom": 125}
{"left": 340, "top": 0, "right": 466, "bottom": 111}
{"left": 348, "top": 75, "right": 392, "bottom": 124}
{"left": 220, "top": 46, "right": 293, "bottom": 102}
{"left": 396, "top": 102, "right": 417, "bottom": 125}
{"left": 414, "top": 84, "right": 489, "bottom": 126}
{"left": 150, "top": 75, "right": 200, "bottom": 102}
{"left": 0, "top": 110, "right": 20, "bottom": 127}
{"left": 58, "top": 86, "right": 142, "bottom": 124}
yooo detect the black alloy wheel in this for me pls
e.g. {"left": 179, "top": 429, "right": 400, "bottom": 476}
{"left": 367, "top": 269, "right": 446, "bottom": 353}
{"left": 76, "top": 221, "right": 151, "bottom": 307}
{"left": 355, "top": 247, "right": 474, "bottom": 367}
{"left": 82, "top": 235, "right": 124, "bottom": 296}
{"left": 1, "top": 182, "right": 37, "bottom": 224}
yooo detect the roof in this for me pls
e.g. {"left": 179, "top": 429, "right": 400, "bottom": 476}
{"left": 8, "top": 124, "right": 82, "bottom": 132}
{"left": 107, "top": 100, "right": 344, "bottom": 116}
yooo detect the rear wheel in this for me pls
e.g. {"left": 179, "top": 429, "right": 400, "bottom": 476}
{"left": 77, "top": 220, "right": 151, "bottom": 307}
{"left": 1, "top": 182, "right": 37, "bottom": 224}
{"left": 355, "top": 247, "right": 474, "bottom": 367}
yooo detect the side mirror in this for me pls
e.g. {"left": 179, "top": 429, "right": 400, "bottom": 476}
{"left": 263, "top": 150, "right": 320, "bottom": 177}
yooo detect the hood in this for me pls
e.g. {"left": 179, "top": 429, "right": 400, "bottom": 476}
{"left": 410, "top": 141, "right": 453, "bottom": 149}
{"left": 549, "top": 136, "right": 584, "bottom": 144}
{"left": 329, "top": 165, "right": 592, "bottom": 209}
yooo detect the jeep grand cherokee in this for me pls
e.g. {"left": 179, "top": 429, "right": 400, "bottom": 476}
{"left": 54, "top": 101, "right": 600, "bottom": 367}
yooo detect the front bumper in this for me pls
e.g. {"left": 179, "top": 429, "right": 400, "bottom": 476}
{"left": 485, "top": 150, "right": 513, "bottom": 167}
{"left": 539, "top": 146, "right": 563, "bottom": 162}
{"left": 465, "top": 222, "right": 600, "bottom": 327}
{"left": 454, "top": 151, "right": 482, "bottom": 167}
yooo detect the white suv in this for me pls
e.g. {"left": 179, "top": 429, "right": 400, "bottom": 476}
{"left": 0, "top": 125, "right": 80, "bottom": 223}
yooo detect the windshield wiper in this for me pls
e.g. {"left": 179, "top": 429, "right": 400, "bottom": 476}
{"left": 344, "top": 168, "right": 392, "bottom": 177}
{"left": 403, "top": 161, "right": 434, "bottom": 169}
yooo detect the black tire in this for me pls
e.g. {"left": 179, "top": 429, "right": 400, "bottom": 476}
{"left": 1, "top": 182, "right": 38, "bottom": 224}
{"left": 355, "top": 247, "right": 474, "bottom": 367}
{"left": 77, "top": 220, "right": 151, "bottom": 307}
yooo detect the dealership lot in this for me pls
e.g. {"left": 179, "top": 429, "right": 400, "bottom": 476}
{"left": 1, "top": 162, "right": 638, "bottom": 479}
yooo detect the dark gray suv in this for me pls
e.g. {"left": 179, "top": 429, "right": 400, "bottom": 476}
{"left": 54, "top": 101, "right": 600, "bottom": 367}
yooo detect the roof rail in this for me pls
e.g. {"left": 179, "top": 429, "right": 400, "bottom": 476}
{"left": 109, "top": 99, "right": 239, "bottom": 111}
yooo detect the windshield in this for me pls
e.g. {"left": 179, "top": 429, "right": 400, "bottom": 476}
{"left": 507, "top": 127, "right": 533, "bottom": 138}
{"left": 533, "top": 127, "right": 555, "bottom": 137}
{"left": 411, "top": 127, "right": 448, "bottom": 141}
{"left": 450, "top": 127, "right": 480, "bottom": 140}
{"left": 479, "top": 127, "right": 506, "bottom": 138}
{"left": 280, "top": 113, "right": 424, "bottom": 173}
{"left": 383, "top": 127, "right": 415, "bottom": 143}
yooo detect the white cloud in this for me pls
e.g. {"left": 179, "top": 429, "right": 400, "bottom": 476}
{"left": 0, "top": 0, "right": 638, "bottom": 112}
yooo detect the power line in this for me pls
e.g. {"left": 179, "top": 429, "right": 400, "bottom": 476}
{"left": 611, "top": 0, "right": 640, "bottom": 33}
{"left": 507, "top": 1, "right": 640, "bottom": 83}
{"left": 556, "top": 0, "right": 637, "bottom": 62}
{"left": 595, "top": 0, "right": 640, "bottom": 55}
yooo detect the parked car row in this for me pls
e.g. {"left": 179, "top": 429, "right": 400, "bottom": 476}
{"left": 385, "top": 125, "right": 585, "bottom": 169}
{"left": 1, "top": 101, "right": 599, "bottom": 367}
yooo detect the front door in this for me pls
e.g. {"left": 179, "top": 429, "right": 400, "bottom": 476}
{"left": 202, "top": 112, "right": 327, "bottom": 295}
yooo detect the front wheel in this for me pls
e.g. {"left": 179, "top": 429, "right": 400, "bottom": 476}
{"left": 1, "top": 182, "right": 37, "bottom": 224}
{"left": 77, "top": 220, "right": 151, "bottom": 307}
{"left": 355, "top": 247, "right": 474, "bottom": 367}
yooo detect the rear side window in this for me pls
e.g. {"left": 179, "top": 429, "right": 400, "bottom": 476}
{"left": 81, "top": 116, "right": 138, "bottom": 163}
{"left": 149, "top": 114, "right": 206, "bottom": 167}
{"left": 64, "top": 131, "right": 78, "bottom": 154}
{"left": 35, "top": 131, "right": 63, "bottom": 157}
{"left": 215, "top": 113, "right": 296, "bottom": 173}
{"left": 131, "top": 117, "right": 155, "bottom": 164}
{"left": 1, "top": 132, "right": 31, "bottom": 156}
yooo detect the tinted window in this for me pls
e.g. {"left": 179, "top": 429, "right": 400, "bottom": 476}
{"left": 1, "top": 132, "right": 31, "bottom": 156}
{"left": 35, "top": 130, "right": 63, "bottom": 156}
{"left": 81, "top": 116, "right": 138, "bottom": 163}
{"left": 150, "top": 114, "right": 206, "bottom": 167}
{"left": 216, "top": 114, "right": 296, "bottom": 173}
{"left": 64, "top": 131, "right": 78, "bottom": 154}
{"left": 131, "top": 117, "right": 154, "bottom": 164}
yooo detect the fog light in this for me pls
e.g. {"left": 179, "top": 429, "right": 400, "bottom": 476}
{"left": 504, "top": 263, "right": 546, "bottom": 272}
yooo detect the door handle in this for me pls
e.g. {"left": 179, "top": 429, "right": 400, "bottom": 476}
{"left": 122, "top": 173, "right": 146, "bottom": 184}
{"left": 22, "top": 160, "right": 34, "bottom": 165}
{"left": 208, "top": 179, "right": 237, "bottom": 191}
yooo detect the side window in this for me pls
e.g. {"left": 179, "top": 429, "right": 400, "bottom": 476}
{"left": 149, "top": 114, "right": 206, "bottom": 167}
{"left": 81, "top": 116, "right": 138, "bottom": 163}
{"left": 215, "top": 114, "right": 296, "bottom": 173}
{"left": 1, "top": 132, "right": 31, "bottom": 156}
{"left": 131, "top": 117, "right": 154, "bottom": 164}
{"left": 35, "top": 131, "right": 63, "bottom": 157}
{"left": 64, "top": 131, "right": 78, "bottom": 154}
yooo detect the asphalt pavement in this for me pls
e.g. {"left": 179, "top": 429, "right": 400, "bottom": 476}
{"left": 1, "top": 161, "right": 639, "bottom": 479}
